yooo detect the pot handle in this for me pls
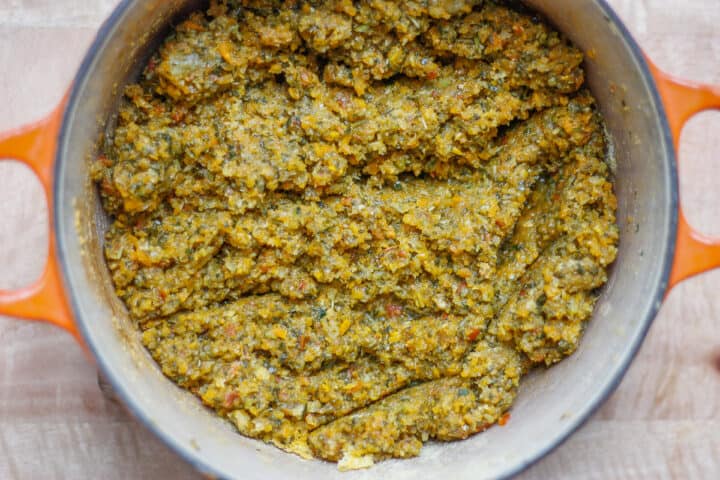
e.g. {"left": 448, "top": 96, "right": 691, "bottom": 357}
{"left": 0, "top": 103, "right": 78, "bottom": 339}
{"left": 648, "top": 61, "right": 720, "bottom": 290}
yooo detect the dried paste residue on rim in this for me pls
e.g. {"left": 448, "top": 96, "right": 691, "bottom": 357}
{"left": 92, "top": 0, "right": 618, "bottom": 470}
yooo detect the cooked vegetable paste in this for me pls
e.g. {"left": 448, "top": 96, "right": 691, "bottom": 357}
{"left": 93, "top": 0, "right": 618, "bottom": 470}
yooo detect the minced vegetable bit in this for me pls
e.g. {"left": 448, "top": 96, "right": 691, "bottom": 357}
{"left": 93, "top": 0, "right": 618, "bottom": 469}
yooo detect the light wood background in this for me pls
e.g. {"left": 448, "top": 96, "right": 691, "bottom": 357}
{"left": 1, "top": 1, "right": 718, "bottom": 478}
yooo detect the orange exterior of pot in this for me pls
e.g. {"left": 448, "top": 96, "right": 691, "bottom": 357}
{"left": 647, "top": 60, "right": 720, "bottom": 291}
{"left": 0, "top": 100, "right": 78, "bottom": 340}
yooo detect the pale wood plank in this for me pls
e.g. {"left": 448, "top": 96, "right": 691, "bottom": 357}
{"left": 0, "top": 0, "right": 117, "bottom": 27}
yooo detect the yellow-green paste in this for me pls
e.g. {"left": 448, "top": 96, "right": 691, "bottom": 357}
{"left": 93, "top": 0, "right": 618, "bottom": 470}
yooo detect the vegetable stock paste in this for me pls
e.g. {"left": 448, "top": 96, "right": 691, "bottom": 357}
{"left": 93, "top": 0, "right": 618, "bottom": 470}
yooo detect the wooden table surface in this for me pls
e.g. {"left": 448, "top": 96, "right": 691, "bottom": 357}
{"left": 1, "top": 1, "right": 718, "bottom": 478}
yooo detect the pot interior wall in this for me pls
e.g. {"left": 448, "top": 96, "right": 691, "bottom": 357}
{"left": 55, "top": 1, "right": 676, "bottom": 479}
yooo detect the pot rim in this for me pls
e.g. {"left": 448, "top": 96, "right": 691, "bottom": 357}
{"left": 53, "top": 1, "right": 679, "bottom": 478}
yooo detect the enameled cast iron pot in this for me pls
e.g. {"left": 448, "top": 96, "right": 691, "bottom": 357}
{"left": 1, "top": 1, "right": 719, "bottom": 478}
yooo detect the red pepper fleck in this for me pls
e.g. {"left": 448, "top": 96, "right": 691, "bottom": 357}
{"left": 427, "top": 70, "right": 439, "bottom": 80}
{"left": 385, "top": 303, "right": 403, "bottom": 318}
{"left": 159, "top": 290, "right": 167, "bottom": 300}
{"left": 336, "top": 92, "right": 349, "bottom": 109}
{"left": 97, "top": 154, "right": 112, "bottom": 167}
{"left": 147, "top": 58, "right": 157, "bottom": 72}
{"left": 224, "top": 324, "right": 237, "bottom": 337}
{"left": 100, "top": 179, "right": 117, "bottom": 195}
{"left": 467, "top": 328, "right": 481, "bottom": 341}
{"left": 298, "top": 280, "right": 307, "bottom": 291}
{"left": 498, "top": 412, "right": 511, "bottom": 426}
{"left": 512, "top": 24, "right": 524, "bottom": 35}
{"left": 223, "top": 391, "right": 239, "bottom": 408}
{"left": 495, "top": 219, "right": 506, "bottom": 228}
{"left": 171, "top": 109, "right": 185, "bottom": 123}
{"left": 519, "top": 289, "right": 527, "bottom": 298}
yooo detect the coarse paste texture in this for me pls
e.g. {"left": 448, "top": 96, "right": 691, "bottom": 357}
{"left": 93, "top": 0, "right": 619, "bottom": 470}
